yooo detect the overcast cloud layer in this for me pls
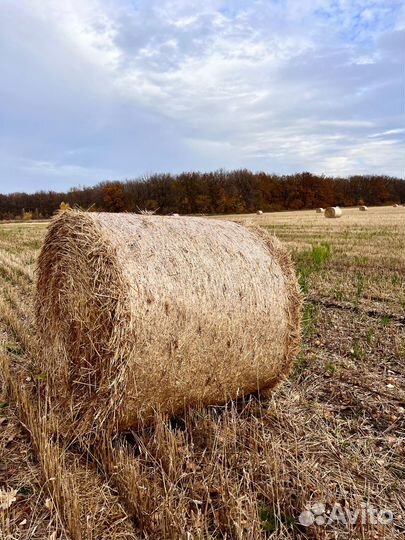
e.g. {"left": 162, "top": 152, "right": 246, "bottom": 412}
{"left": 0, "top": 0, "right": 404, "bottom": 193}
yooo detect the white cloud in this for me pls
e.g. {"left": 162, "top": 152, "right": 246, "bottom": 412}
{"left": 318, "top": 120, "right": 375, "bottom": 128}
{"left": 369, "top": 128, "right": 405, "bottom": 137}
{"left": 0, "top": 0, "right": 404, "bottom": 192}
{"left": 19, "top": 158, "right": 113, "bottom": 180}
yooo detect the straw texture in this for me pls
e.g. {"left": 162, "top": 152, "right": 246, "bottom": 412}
{"left": 36, "top": 211, "right": 301, "bottom": 434}
{"left": 325, "top": 206, "right": 342, "bottom": 218}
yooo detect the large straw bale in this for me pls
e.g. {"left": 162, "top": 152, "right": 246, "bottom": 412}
{"left": 324, "top": 206, "right": 342, "bottom": 218}
{"left": 36, "top": 211, "right": 301, "bottom": 434}
{"left": 316, "top": 208, "right": 324, "bottom": 213}
{"left": 359, "top": 205, "right": 368, "bottom": 211}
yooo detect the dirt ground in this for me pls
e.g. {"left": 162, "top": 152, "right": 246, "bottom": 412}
{"left": 1, "top": 206, "right": 404, "bottom": 539}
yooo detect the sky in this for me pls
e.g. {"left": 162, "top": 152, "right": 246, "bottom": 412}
{"left": 0, "top": 0, "right": 404, "bottom": 194}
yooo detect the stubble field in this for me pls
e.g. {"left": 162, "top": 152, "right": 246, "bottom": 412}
{"left": 0, "top": 206, "right": 404, "bottom": 539}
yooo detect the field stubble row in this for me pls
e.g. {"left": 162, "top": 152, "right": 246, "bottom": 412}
{"left": 0, "top": 207, "right": 404, "bottom": 539}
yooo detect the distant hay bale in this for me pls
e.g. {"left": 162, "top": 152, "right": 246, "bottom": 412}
{"left": 171, "top": 212, "right": 180, "bottom": 217}
{"left": 359, "top": 206, "right": 368, "bottom": 211}
{"left": 316, "top": 208, "right": 324, "bottom": 213}
{"left": 256, "top": 210, "right": 263, "bottom": 215}
{"left": 324, "top": 206, "right": 342, "bottom": 218}
{"left": 393, "top": 204, "right": 399, "bottom": 207}
{"left": 36, "top": 211, "right": 301, "bottom": 434}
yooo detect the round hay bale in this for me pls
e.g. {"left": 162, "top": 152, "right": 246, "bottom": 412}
{"left": 324, "top": 206, "right": 342, "bottom": 218}
{"left": 359, "top": 206, "right": 368, "bottom": 211}
{"left": 171, "top": 212, "right": 180, "bottom": 217}
{"left": 36, "top": 211, "right": 301, "bottom": 433}
{"left": 393, "top": 204, "right": 399, "bottom": 207}
{"left": 316, "top": 208, "right": 324, "bottom": 213}
{"left": 256, "top": 210, "right": 263, "bottom": 215}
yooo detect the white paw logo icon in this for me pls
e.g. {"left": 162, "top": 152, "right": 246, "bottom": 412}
{"left": 299, "top": 502, "right": 326, "bottom": 527}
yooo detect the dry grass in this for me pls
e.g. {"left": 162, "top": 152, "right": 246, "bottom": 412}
{"left": 1, "top": 206, "right": 404, "bottom": 539}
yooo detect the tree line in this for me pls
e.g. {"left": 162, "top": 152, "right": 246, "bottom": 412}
{"left": 1, "top": 170, "right": 404, "bottom": 219}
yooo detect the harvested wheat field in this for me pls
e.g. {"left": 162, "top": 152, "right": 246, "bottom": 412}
{"left": 1, "top": 206, "right": 405, "bottom": 539}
